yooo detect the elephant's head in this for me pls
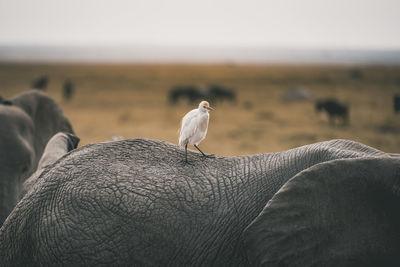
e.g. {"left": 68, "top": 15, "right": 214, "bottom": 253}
{"left": 244, "top": 157, "right": 400, "bottom": 266}
{"left": 0, "top": 104, "right": 35, "bottom": 223}
{"left": 0, "top": 91, "right": 74, "bottom": 224}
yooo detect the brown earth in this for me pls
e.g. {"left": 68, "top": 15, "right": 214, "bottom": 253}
{"left": 1, "top": 63, "right": 400, "bottom": 156}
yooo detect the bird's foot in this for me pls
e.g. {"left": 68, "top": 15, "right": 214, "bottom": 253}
{"left": 181, "top": 159, "right": 194, "bottom": 165}
{"left": 202, "top": 154, "right": 216, "bottom": 159}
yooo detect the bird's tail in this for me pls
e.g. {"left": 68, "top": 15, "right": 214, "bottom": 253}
{"left": 178, "top": 137, "right": 186, "bottom": 148}
{"left": 178, "top": 120, "right": 186, "bottom": 148}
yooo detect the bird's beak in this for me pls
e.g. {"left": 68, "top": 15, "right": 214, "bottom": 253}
{"left": 207, "top": 106, "right": 214, "bottom": 111}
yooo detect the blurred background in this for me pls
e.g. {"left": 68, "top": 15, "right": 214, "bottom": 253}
{"left": 1, "top": 0, "right": 400, "bottom": 155}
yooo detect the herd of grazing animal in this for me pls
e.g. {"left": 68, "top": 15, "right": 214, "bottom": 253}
{"left": 167, "top": 83, "right": 397, "bottom": 126}
{"left": 1, "top": 81, "right": 400, "bottom": 266}
{"left": 31, "top": 75, "right": 75, "bottom": 101}
{"left": 168, "top": 84, "right": 236, "bottom": 104}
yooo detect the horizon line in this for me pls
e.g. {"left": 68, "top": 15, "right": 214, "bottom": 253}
{"left": 1, "top": 43, "right": 400, "bottom": 52}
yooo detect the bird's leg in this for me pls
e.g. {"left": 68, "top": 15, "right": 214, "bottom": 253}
{"left": 185, "top": 144, "right": 188, "bottom": 163}
{"left": 184, "top": 144, "right": 193, "bottom": 165}
{"left": 194, "top": 145, "right": 215, "bottom": 158}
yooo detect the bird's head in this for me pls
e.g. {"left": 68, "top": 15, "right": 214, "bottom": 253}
{"left": 199, "top": 101, "right": 214, "bottom": 112}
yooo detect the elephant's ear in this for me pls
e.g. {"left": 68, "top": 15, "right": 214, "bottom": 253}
{"left": 37, "top": 132, "right": 80, "bottom": 169}
{"left": 21, "top": 132, "right": 80, "bottom": 198}
{"left": 243, "top": 157, "right": 400, "bottom": 267}
{"left": 12, "top": 90, "right": 74, "bottom": 159}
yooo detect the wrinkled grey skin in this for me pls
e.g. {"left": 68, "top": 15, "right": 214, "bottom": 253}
{"left": 0, "top": 138, "right": 399, "bottom": 266}
{"left": 0, "top": 90, "right": 74, "bottom": 225}
{"left": 21, "top": 132, "right": 80, "bottom": 198}
{"left": 244, "top": 156, "right": 400, "bottom": 267}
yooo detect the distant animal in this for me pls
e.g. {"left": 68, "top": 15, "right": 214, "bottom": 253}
{"left": 0, "top": 90, "right": 74, "bottom": 225}
{"left": 179, "top": 100, "right": 215, "bottom": 163}
{"left": 394, "top": 93, "right": 400, "bottom": 113}
{"left": 1, "top": 138, "right": 400, "bottom": 266}
{"left": 62, "top": 79, "right": 75, "bottom": 101}
{"left": 282, "top": 87, "right": 313, "bottom": 101}
{"left": 168, "top": 85, "right": 201, "bottom": 104}
{"left": 168, "top": 84, "right": 236, "bottom": 105}
{"left": 31, "top": 75, "right": 48, "bottom": 90}
{"left": 315, "top": 98, "right": 349, "bottom": 125}
{"left": 207, "top": 84, "right": 236, "bottom": 103}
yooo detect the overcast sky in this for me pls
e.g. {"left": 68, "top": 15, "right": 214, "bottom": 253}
{"left": 0, "top": 0, "right": 399, "bottom": 49}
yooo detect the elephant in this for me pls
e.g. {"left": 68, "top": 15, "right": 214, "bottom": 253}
{"left": 0, "top": 138, "right": 399, "bottom": 266}
{"left": 0, "top": 90, "right": 74, "bottom": 224}
{"left": 21, "top": 132, "right": 80, "bottom": 198}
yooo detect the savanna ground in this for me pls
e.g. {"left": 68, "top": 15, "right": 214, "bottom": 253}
{"left": 1, "top": 63, "right": 400, "bottom": 156}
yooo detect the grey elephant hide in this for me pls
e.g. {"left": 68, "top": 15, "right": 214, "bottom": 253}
{"left": 21, "top": 132, "right": 80, "bottom": 198}
{"left": 0, "top": 138, "right": 399, "bottom": 266}
{"left": 0, "top": 90, "right": 74, "bottom": 225}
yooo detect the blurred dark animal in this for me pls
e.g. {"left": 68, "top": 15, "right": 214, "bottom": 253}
{"left": 168, "top": 85, "right": 201, "bottom": 104}
{"left": 62, "top": 79, "right": 75, "bottom": 101}
{"left": 31, "top": 75, "right": 48, "bottom": 90}
{"left": 315, "top": 98, "right": 349, "bottom": 125}
{"left": 282, "top": 87, "right": 313, "bottom": 101}
{"left": 168, "top": 84, "right": 235, "bottom": 105}
{"left": 207, "top": 84, "right": 236, "bottom": 103}
{"left": 394, "top": 93, "right": 400, "bottom": 113}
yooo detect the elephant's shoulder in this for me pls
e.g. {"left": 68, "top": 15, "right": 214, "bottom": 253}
{"left": 304, "top": 139, "right": 387, "bottom": 157}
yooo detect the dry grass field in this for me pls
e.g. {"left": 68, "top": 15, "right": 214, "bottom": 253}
{"left": 1, "top": 63, "right": 400, "bottom": 156}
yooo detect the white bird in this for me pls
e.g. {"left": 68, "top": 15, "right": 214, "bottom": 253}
{"left": 179, "top": 100, "right": 215, "bottom": 163}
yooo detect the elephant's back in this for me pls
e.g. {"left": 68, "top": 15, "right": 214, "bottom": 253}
{"left": 1, "top": 138, "right": 391, "bottom": 266}
{"left": 14, "top": 138, "right": 241, "bottom": 265}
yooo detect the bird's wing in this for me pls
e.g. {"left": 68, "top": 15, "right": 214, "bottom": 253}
{"left": 179, "top": 109, "right": 198, "bottom": 146}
